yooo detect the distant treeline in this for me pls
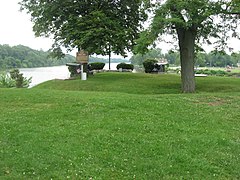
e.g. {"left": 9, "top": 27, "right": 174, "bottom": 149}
{"left": 130, "top": 48, "right": 240, "bottom": 67}
{"left": 0, "top": 44, "right": 128, "bottom": 70}
{"left": 89, "top": 56, "right": 129, "bottom": 63}
{"left": 0, "top": 44, "right": 75, "bottom": 70}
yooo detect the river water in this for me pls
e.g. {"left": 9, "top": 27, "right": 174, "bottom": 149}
{"left": 19, "top": 66, "right": 70, "bottom": 88}
{"left": 20, "top": 63, "right": 118, "bottom": 87}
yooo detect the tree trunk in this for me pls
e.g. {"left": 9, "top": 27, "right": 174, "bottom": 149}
{"left": 109, "top": 52, "right": 111, "bottom": 70}
{"left": 177, "top": 28, "right": 197, "bottom": 93}
{"left": 108, "top": 44, "right": 111, "bottom": 70}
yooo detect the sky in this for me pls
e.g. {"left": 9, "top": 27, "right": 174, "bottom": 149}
{"left": 0, "top": 0, "right": 239, "bottom": 58}
{"left": 0, "top": 0, "right": 53, "bottom": 51}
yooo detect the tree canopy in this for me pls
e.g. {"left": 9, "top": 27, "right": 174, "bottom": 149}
{"left": 135, "top": 0, "right": 240, "bottom": 92}
{"left": 20, "top": 0, "right": 148, "bottom": 57}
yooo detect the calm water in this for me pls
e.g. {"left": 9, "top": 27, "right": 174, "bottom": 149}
{"left": 19, "top": 66, "right": 70, "bottom": 88}
{"left": 20, "top": 63, "right": 118, "bottom": 87}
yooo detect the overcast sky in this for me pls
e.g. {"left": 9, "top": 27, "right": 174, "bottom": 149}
{"left": 0, "top": 1, "right": 53, "bottom": 51}
{"left": 0, "top": 0, "right": 239, "bottom": 57}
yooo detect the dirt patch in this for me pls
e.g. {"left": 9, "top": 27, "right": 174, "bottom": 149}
{"left": 192, "top": 97, "right": 230, "bottom": 107}
{"left": 207, "top": 99, "right": 226, "bottom": 106}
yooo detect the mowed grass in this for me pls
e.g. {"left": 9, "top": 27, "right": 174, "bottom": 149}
{"left": 0, "top": 73, "right": 240, "bottom": 179}
{"left": 36, "top": 72, "right": 240, "bottom": 94}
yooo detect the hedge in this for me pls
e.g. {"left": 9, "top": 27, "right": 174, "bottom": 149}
{"left": 89, "top": 62, "right": 105, "bottom": 70}
{"left": 116, "top": 63, "right": 134, "bottom": 70}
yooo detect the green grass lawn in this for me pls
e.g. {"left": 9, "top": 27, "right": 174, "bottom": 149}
{"left": 35, "top": 72, "right": 240, "bottom": 94}
{"left": 1, "top": 73, "right": 240, "bottom": 179}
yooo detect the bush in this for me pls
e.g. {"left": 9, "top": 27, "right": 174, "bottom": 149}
{"left": 210, "top": 70, "right": 217, "bottom": 75}
{"left": 68, "top": 65, "right": 79, "bottom": 77}
{"left": 89, "top": 62, "right": 105, "bottom": 70}
{"left": 215, "top": 70, "right": 227, "bottom": 76}
{"left": 67, "top": 63, "right": 90, "bottom": 77}
{"left": 0, "top": 69, "right": 31, "bottom": 88}
{"left": 143, "top": 59, "right": 158, "bottom": 73}
{"left": 202, "top": 69, "right": 212, "bottom": 75}
{"left": 0, "top": 73, "right": 15, "bottom": 88}
{"left": 195, "top": 69, "right": 228, "bottom": 76}
{"left": 10, "top": 69, "right": 32, "bottom": 88}
{"left": 227, "top": 72, "right": 240, "bottom": 77}
{"left": 116, "top": 63, "right": 134, "bottom": 70}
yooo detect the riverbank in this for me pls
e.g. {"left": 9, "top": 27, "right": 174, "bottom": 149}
{"left": 19, "top": 63, "right": 120, "bottom": 87}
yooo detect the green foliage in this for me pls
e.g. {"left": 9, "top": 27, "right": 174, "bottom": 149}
{"left": 9, "top": 69, "right": 32, "bottom": 88}
{"left": 143, "top": 59, "right": 158, "bottom": 73}
{"left": 89, "top": 56, "right": 129, "bottom": 63}
{"left": 0, "top": 44, "right": 75, "bottom": 70}
{"left": 89, "top": 62, "right": 105, "bottom": 71}
{"left": 228, "top": 72, "right": 240, "bottom": 77}
{"left": 193, "top": 50, "right": 240, "bottom": 67}
{"left": 195, "top": 69, "right": 229, "bottom": 77}
{"left": 196, "top": 69, "right": 232, "bottom": 76}
{"left": 206, "top": 51, "right": 236, "bottom": 67}
{"left": 68, "top": 65, "right": 79, "bottom": 78}
{"left": 0, "top": 73, "right": 15, "bottom": 88}
{"left": 194, "top": 68, "right": 240, "bottom": 77}
{"left": 67, "top": 64, "right": 91, "bottom": 77}
{"left": 137, "top": 0, "right": 240, "bottom": 52}
{"left": 20, "top": 0, "right": 148, "bottom": 57}
{"left": 134, "top": 0, "right": 240, "bottom": 92}
{"left": 130, "top": 48, "right": 164, "bottom": 66}
{"left": 132, "top": 48, "right": 240, "bottom": 68}
{"left": 0, "top": 69, "right": 31, "bottom": 88}
{"left": 116, "top": 63, "right": 134, "bottom": 70}
{"left": 164, "top": 50, "right": 180, "bottom": 66}
{"left": 215, "top": 70, "right": 227, "bottom": 76}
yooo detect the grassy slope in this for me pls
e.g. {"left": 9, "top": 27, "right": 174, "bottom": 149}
{"left": 36, "top": 72, "right": 240, "bottom": 94}
{"left": 0, "top": 73, "right": 240, "bottom": 179}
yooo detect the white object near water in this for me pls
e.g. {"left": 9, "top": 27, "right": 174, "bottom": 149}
{"left": 81, "top": 72, "right": 87, "bottom": 80}
{"left": 195, "top": 74, "right": 208, "bottom": 77}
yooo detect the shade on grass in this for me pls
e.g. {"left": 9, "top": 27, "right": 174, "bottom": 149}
{"left": 0, "top": 73, "right": 240, "bottom": 179}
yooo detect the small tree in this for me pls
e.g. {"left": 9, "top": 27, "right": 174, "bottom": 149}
{"left": 10, "top": 69, "right": 32, "bottom": 88}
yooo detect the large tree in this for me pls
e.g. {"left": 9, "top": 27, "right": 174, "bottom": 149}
{"left": 135, "top": 0, "right": 240, "bottom": 93}
{"left": 19, "top": 0, "right": 148, "bottom": 62}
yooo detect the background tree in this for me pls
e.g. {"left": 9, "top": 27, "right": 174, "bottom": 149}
{"left": 130, "top": 48, "right": 164, "bottom": 65}
{"left": 134, "top": 0, "right": 240, "bottom": 92}
{"left": 164, "top": 50, "right": 180, "bottom": 66}
{"left": 131, "top": 48, "right": 240, "bottom": 67}
{"left": 0, "top": 44, "right": 75, "bottom": 70}
{"left": 231, "top": 52, "right": 240, "bottom": 66}
{"left": 20, "top": 0, "right": 148, "bottom": 64}
{"left": 195, "top": 53, "right": 208, "bottom": 67}
{"left": 0, "top": 44, "right": 129, "bottom": 70}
